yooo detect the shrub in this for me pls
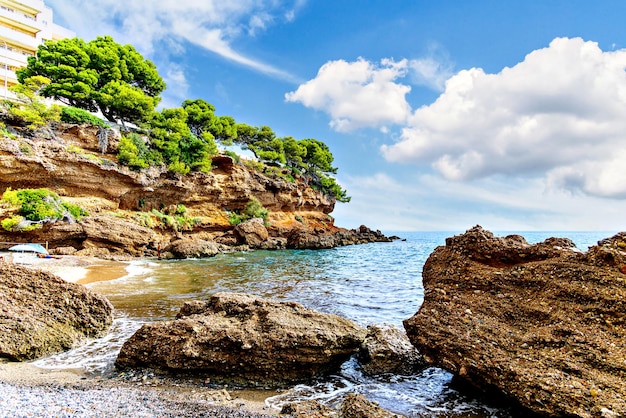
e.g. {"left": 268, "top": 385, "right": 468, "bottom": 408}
{"left": 2, "top": 76, "right": 61, "bottom": 129}
{"left": 227, "top": 197, "right": 269, "bottom": 226}
{"left": 118, "top": 135, "right": 148, "bottom": 170}
{"left": 60, "top": 106, "right": 108, "bottom": 127}
{"left": 168, "top": 160, "right": 190, "bottom": 176}
{"left": 1, "top": 215, "right": 23, "bottom": 231}
{"left": 228, "top": 212, "right": 242, "bottom": 226}
{"left": 133, "top": 212, "right": 154, "bottom": 228}
{"left": 18, "top": 141, "right": 33, "bottom": 155}
{"left": 223, "top": 150, "right": 241, "bottom": 164}
{"left": 1, "top": 187, "right": 88, "bottom": 223}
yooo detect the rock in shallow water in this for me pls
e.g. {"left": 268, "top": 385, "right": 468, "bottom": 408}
{"left": 358, "top": 324, "right": 425, "bottom": 376}
{"left": 115, "top": 292, "right": 367, "bottom": 387}
{"left": 403, "top": 225, "right": 626, "bottom": 418}
{"left": 0, "top": 263, "right": 113, "bottom": 361}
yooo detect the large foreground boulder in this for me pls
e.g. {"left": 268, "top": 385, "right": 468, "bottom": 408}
{"left": 116, "top": 292, "right": 367, "bottom": 386}
{"left": 404, "top": 226, "right": 626, "bottom": 418}
{"left": 0, "top": 263, "right": 114, "bottom": 361}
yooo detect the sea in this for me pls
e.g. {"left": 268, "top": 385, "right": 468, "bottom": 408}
{"left": 33, "top": 230, "right": 614, "bottom": 417}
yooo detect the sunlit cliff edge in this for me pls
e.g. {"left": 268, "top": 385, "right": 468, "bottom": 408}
{"left": 0, "top": 123, "right": 392, "bottom": 258}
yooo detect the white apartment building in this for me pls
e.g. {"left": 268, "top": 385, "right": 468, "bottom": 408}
{"left": 0, "top": 0, "right": 74, "bottom": 98}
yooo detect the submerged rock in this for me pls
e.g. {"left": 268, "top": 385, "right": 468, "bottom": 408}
{"left": 0, "top": 263, "right": 113, "bottom": 361}
{"left": 115, "top": 292, "right": 367, "bottom": 387}
{"left": 404, "top": 226, "right": 626, "bottom": 418}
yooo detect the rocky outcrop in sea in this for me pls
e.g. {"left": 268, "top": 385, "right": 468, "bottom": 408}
{"left": 403, "top": 226, "right": 626, "bottom": 418}
{"left": 0, "top": 263, "right": 113, "bottom": 361}
{"left": 115, "top": 292, "right": 368, "bottom": 386}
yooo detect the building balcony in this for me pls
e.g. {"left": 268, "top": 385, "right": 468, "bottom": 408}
{"left": 0, "top": 7, "right": 40, "bottom": 33}
{"left": 0, "top": 24, "right": 39, "bottom": 50}
{"left": 0, "top": 45, "right": 30, "bottom": 67}
{"left": 0, "top": 67, "right": 18, "bottom": 85}
{"left": 3, "top": 0, "right": 45, "bottom": 15}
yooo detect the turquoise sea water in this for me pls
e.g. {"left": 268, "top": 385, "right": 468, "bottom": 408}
{"left": 34, "top": 230, "right": 614, "bottom": 417}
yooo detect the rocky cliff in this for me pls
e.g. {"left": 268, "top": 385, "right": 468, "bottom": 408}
{"left": 0, "top": 123, "right": 391, "bottom": 257}
{"left": 404, "top": 226, "right": 626, "bottom": 418}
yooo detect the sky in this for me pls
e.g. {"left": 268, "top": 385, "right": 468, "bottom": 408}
{"left": 46, "top": 0, "right": 626, "bottom": 233}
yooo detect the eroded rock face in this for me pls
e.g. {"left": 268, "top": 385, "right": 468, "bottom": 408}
{"left": 0, "top": 123, "right": 396, "bottom": 255}
{"left": 404, "top": 226, "right": 626, "bottom": 418}
{"left": 115, "top": 292, "right": 367, "bottom": 387}
{"left": 358, "top": 324, "right": 424, "bottom": 376}
{"left": 0, "top": 263, "right": 114, "bottom": 361}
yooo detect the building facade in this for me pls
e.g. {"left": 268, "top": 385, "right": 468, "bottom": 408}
{"left": 0, "top": 0, "right": 74, "bottom": 98}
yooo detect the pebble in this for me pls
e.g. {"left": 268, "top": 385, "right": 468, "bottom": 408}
{"left": 0, "top": 382, "right": 276, "bottom": 418}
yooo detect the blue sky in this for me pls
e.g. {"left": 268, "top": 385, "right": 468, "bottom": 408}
{"left": 47, "top": 0, "right": 626, "bottom": 232}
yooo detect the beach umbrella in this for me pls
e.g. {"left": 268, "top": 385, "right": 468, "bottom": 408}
{"left": 8, "top": 243, "right": 48, "bottom": 254}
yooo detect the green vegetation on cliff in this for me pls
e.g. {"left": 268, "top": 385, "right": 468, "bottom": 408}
{"left": 1, "top": 188, "right": 88, "bottom": 231}
{"left": 9, "top": 35, "right": 349, "bottom": 203}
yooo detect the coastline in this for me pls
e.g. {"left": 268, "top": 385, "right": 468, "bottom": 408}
{"left": 0, "top": 256, "right": 282, "bottom": 417}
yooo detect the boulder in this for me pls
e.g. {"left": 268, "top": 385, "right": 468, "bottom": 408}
{"left": 404, "top": 226, "right": 626, "bottom": 418}
{"left": 280, "top": 400, "right": 336, "bottom": 417}
{"left": 358, "top": 324, "right": 424, "bottom": 376}
{"left": 287, "top": 229, "right": 338, "bottom": 249}
{"left": 233, "top": 218, "right": 269, "bottom": 247}
{"left": 279, "top": 394, "right": 400, "bottom": 418}
{"left": 0, "top": 263, "right": 113, "bottom": 361}
{"left": 340, "top": 393, "right": 401, "bottom": 418}
{"left": 115, "top": 292, "right": 367, "bottom": 387}
{"left": 168, "top": 238, "right": 219, "bottom": 259}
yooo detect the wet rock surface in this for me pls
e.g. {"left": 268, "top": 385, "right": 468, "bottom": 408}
{"left": 340, "top": 393, "right": 401, "bottom": 418}
{"left": 115, "top": 292, "right": 367, "bottom": 387}
{"left": 358, "top": 324, "right": 425, "bottom": 376}
{"left": 0, "top": 264, "right": 113, "bottom": 361}
{"left": 404, "top": 226, "right": 626, "bottom": 418}
{"left": 279, "top": 394, "right": 400, "bottom": 418}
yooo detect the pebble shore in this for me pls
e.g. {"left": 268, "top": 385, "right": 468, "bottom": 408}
{"left": 0, "top": 362, "right": 280, "bottom": 418}
{"left": 0, "top": 381, "right": 278, "bottom": 418}
{"left": 0, "top": 257, "right": 282, "bottom": 417}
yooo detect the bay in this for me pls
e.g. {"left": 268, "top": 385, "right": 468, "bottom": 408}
{"left": 34, "top": 230, "right": 613, "bottom": 417}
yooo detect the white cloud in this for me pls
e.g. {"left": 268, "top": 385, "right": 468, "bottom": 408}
{"left": 408, "top": 43, "right": 454, "bottom": 91}
{"left": 46, "top": 0, "right": 302, "bottom": 81}
{"left": 379, "top": 37, "right": 626, "bottom": 199}
{"left": 285, "top": 58, "right": 413, "bottom": 132}
{"left": 331, "top": 172, "right": 626, "bottom": 232}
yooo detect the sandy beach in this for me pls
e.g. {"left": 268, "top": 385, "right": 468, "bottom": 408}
{"left": 0, "top": 255, "right": 283, "bottom": 417}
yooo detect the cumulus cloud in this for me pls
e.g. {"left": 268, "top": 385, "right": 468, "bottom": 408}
{"left": 379, "top": 37, "right": 626, "bottom": 199}
{"left": 46, "top": 0, "right": 303, "bottom": 82}
{"left": 285, "top": 58, "right": 413, "bottom": 132}
{"left": 408, "top": 43, "right": 454, "bottom": 91}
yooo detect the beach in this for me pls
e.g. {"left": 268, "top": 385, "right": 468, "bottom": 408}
{"left": 0, "top": 255, "right": 281, "bottom": 417}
